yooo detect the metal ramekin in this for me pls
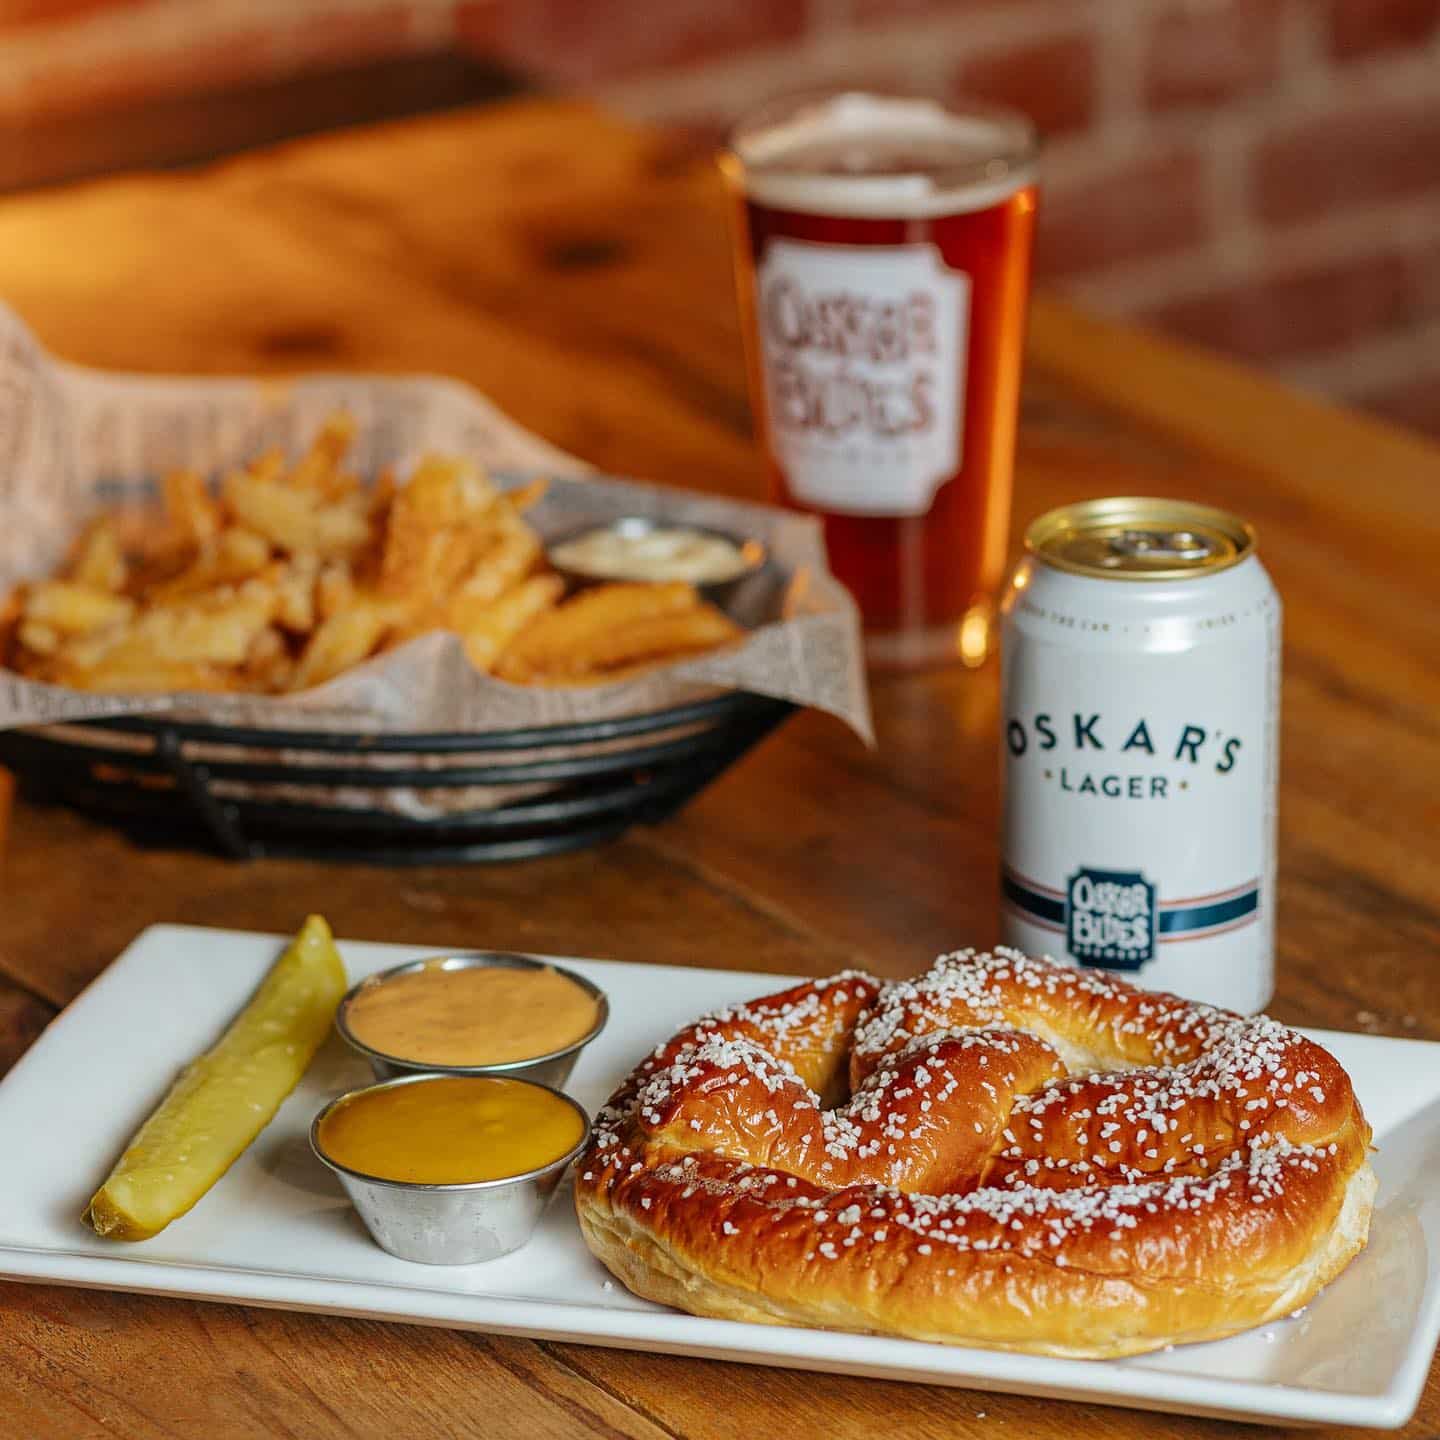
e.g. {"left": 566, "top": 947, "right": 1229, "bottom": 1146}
{"left": 310, "top": 1072, "right": 591, "bottom": 1265}
{"left": 334, "top": 951, "right": 608, "bottom": 1087}
{"left": 547, "top": 515, "right": 769, "bottom": 607}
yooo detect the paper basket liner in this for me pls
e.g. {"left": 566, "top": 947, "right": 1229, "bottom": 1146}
{"left": 0, "top": 303, "right": 872, "bottom": 750}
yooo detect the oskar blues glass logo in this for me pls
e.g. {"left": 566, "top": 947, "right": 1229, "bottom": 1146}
{"left": 1066, "top": 868, "right": 1156, "bottom": 969}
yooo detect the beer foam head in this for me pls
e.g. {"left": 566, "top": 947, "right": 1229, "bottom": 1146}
{"left": 727, "top": 92, "right": 1037, "bottom": 220}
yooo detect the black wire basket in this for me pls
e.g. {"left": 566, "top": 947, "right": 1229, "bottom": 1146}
{"left": 0, "top": 691, "right": 793, "bottom": 864}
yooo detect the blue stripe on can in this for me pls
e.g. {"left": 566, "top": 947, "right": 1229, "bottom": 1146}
{"left": 1003, "top": 875, "right": 1259, "bottom": 936}
{"left": 1157, "top": 888, "right": 1259, "bottom": 935}
{"left": 1001, "top": 873, "right": 1066, "bottom": 926}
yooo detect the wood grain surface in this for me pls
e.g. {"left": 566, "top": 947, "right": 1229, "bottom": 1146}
{"left": 0, "top": 98, "right": 1436, "bottom": 1440}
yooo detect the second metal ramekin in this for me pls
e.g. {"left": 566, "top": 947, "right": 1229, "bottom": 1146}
{"left": 310, "top": 1073, "right": 590, "bottom": 1265}
{"left": 334, "top": 951, "right": 609, "bottom": 1088}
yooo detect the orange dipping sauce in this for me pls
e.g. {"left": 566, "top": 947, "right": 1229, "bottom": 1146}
{"left": 345, "top": 962, "right": 600, "bottom": 1067}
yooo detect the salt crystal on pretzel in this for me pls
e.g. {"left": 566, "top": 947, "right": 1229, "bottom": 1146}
{"left": 575, "top": 950, "right": 1375, "bottom": 1357}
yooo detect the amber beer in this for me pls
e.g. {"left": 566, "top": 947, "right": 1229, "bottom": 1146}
{"left": 722, "top": 92, "right": 1037, "bottom": 668}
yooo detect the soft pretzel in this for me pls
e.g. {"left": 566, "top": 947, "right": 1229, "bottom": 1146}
{"left": 574, "top": 949, "right": 1375, "bottom": 1357}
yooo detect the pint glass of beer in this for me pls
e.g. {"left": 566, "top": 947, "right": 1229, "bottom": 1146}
{"left": 721, "top": 91, "right": 1037, "bottom": 668}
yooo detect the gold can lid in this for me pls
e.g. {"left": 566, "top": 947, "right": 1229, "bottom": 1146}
{"left": 1024, "top": 497, "right": 1255, "bottom": 581}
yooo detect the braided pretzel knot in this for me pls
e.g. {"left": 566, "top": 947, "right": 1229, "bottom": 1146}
{"left": 575, "top": 950, "right": 1375, "bottom": 1357}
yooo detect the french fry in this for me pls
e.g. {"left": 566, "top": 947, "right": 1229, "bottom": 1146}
{"left": 454, "top": 574, "right": 563, "bottom": 672}
{"left": 379, "top": 456, "right": 496, "bottom": 602}
{"left": 0, "top": 587, "right": 22, "bottom": 659}
{"left": 558, "top": 608, "right": 741, "bottom": 675}
{"left": 155, "top": 582, "right": 280, "bottom": 664}
{"left": 48, "top": 656, "right": 234, "bottom": 693}
{"left": 149, "top": 527, "right": 272, "bottom": 603}
{"left": 452, "top": 517, "right": 541, "bottom": 609}
{"left": 288, "top": 412, "right": 357, "bottom": 493}
{"left": 290, "top": 592, "right": 398, "bottom": 690}
{"left": 21, "top": 581, "right": 135, "bottom": 636}
{"left": 369, "top": 467, "right": 396, "bottom": 513}
{"left": 217, "top": 526, "right": 273, "bottom": 577}
{"left": 223, "top": 467, "right": 371, "bottom": 558}
{"left": 67, "top": 518, "right": 128, "bottom": 593}
{"left": 163, "top": 469, "right": 224, "bottom": 549}
{"left": 242, "top": 449, "right": 286, "bottom": 485}
{"left": 503, "top": 476, "right": 548, "bottom": 514}
{"left": 243, "top": 626, "right": 295, "bottom": 692}
{"left": 376, "top": 458, "right": 514, "bottom": 647}
{"left": 498, "top": 605, "right": 741, "bottom": 684}
{"left": 16, "top": 620, "right": 60, "bottom": 657}
{"left": 272, "top": 552, "right": 320, "bottom": 633}
{"left": 62, "top": 581, "right": 278, "bottom": 671}
{"left": 494, "top": 581, "right": 699, "bottom": 682}
{"left": 316, "top": 559, "right": 356, "bottom": 619}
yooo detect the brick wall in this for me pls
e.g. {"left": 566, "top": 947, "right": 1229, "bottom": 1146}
{"left": 2, "top": 0, "right": 1439, "bottom": 438}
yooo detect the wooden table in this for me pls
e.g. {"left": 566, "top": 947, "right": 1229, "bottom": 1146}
{"left": 0, "top": 98, "right": 1437, "bottom": 1440}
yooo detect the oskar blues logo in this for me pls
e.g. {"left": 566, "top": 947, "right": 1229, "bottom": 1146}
{"left": 756, "top": 240, "right": 968, "bottom": 516}
{"left": 1002, "top": 865, "right": 1265, "bottom": 965}
{"left": 1066, "top": 868, "right": 1156, "bottom": 969}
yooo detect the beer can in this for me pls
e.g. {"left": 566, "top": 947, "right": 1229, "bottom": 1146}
{"left": 999, "top": 497, "right": 1280, "bottom": 1012}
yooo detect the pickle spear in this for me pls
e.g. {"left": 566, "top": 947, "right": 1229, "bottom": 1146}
{"left": 85, "top": 914, "right": 348, "bottom": 1241}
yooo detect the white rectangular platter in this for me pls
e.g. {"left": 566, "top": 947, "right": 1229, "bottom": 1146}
{"left": 1, "top": 924, "right": 1438, "bottom": 1428}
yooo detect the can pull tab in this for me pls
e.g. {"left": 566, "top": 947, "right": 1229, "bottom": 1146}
{"left": 1108, "top": 528, "right": 1216, "bottom": 563}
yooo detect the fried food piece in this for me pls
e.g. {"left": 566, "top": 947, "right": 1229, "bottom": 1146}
{"left": 15, "top": 621, "right": 59, "bottom": 658}
{"left": 499, "top": 581, "right": 694, "bottom": 665}
{"left": 272, "top": 551, "right": 320, "bottom": 633}
{"left": 379, "top": 456, "right": 497, "bottom": 602}
{"left": 63, "top": 580, "right": 279, "bottom": 670}
{"left": 503, "top": 476, "right": 548, "bottom": 514}
{"left": 242, "top": 625, "right": 295, "bottom": 693}
{"left": 455, "top": 503, "right": 542, "bottom": 604}
{"left": 368, "top": 467, "right": 397, "bottom": 518}
{"left": 552, "top": 607, "right": 741, "bottom": 677}
{"left": 316, "top": 559, "right": 356, "bottom": 619}
{"left": 376, "top": 457, "right": 518, "bottom": 645}
{"left": 498, "top": 610, "right": 743, "bottom": 686}
{"left": 453, "top": 573, "right": 564, "bottom": 672}
{"left": 495, "top": 581, "right": 713, "bottom": 683}
{"left": 290, "top": 591, "right": 399, "bottom": 690}
{"left": 46, "top": 656, "right": 234, "bottom": 693}
{"left": 289, "top": 412, "right": 358, "bottom": 496}
{"left": 26, "top": 578, "right": 279, "bottom": 691}
{"left": 148, "top": 528, "right": 272, "bottom": 603}
{"left": 163, "top": 469, "right": 224, "bottom": 549}
{"left": 67, "top": 518, "right": 128, "bottom": 593}
{"left": 84, "top": 915, "right": 347, "bottom": 1241}
{"left": 223, "top": 466, "right": 371, "bottom": 558}
{"left": 0, "top": 587, "right": 22, "bottom": 660}
{"left": 21, "top": 581, "right": 135, "bottom": 636}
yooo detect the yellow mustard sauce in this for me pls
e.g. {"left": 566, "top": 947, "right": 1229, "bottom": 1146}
{"left": 346, "top": 963, "right": 599, "bottom": 1066}
{"left": 317, "top": 1076, "right": 585, "bottom": 1184}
